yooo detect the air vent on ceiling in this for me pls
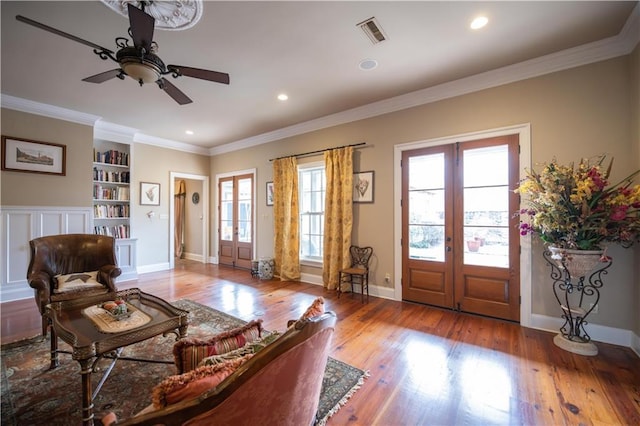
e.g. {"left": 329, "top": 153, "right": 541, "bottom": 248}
{"left": 358, "top": 17, "right": 387, "bottom": 44}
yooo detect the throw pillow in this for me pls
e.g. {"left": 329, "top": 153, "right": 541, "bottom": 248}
{"left": 152, "top": 354, "right": 253, "bottom": 408}
{"left": 288, "top": 297, "right": 325, "bottom": 328}
{"left": 54, "top": 271, "right": 102, "bottom": 294}
{"left": 173, "top": 319, "right": 263, "bottom": 374}
{"left": 198, "top": 331, "right": 282, "bottom": 367}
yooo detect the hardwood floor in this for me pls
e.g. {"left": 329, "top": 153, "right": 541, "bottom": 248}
{"left": 2, "top": 259, "right": 639, "bottom": 425}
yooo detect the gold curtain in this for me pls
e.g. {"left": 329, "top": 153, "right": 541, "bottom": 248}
{"left": 273, "top": 157, "right": 300, "bottom": 281}
{"left": 174, "top": 180, "right": 186, "bottom": 259}
{"left": 322, "top": 147, "right": 353, "bottom": 290}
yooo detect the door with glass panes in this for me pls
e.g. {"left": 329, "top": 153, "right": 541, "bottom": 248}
{"left": 218, "top": 174, "right": 253, "bottom": 269}
{"left": 402, "top": 135, "right": 520, "bottom": 321}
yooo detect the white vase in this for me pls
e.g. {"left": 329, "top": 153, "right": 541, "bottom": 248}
{"left": 548, "top": 246, "right": 604, "bottom": 278}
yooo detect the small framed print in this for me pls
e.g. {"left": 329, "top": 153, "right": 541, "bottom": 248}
{"left": 1, "top": 135, "right": 66, "bottom": 176}
{"left": 353, "top": 171, "right": 374, "bottom": 203}
{"left": 140, "top": 182, "right": 160, "bottom": 206}
{"left": 266, "top": 181, "right": 274, "bottom": 206}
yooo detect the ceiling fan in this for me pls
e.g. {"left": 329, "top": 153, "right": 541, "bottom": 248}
{"left": 15, "top": 2, "right": 229, "bottom": 105}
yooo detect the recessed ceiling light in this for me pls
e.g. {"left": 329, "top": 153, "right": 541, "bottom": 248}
{"left": 470, "top": 16, "right": 488, "bottom": 30}
{"left": 277, "top": 94, "right": 289, "bottom": 101}
{"left": 185, "top": 130, "right": 194, "bottom": 135}
{"left": 359, "top": 59, "right": 378, "bottom": 71}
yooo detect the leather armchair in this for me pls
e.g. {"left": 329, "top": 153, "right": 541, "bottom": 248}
{"left": 27, "top": 234, "right": 121, "bottom": 336}
{"left": 103, "top": 311, "right": 337, "bottom": 426}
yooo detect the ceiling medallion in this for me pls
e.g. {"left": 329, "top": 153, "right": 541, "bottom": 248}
{"left": 101, "top": 1, "right": 203, "bottom": 31}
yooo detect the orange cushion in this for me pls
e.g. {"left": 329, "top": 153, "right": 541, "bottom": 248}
{"left": 288, "top": 297, "right": 325, "bottom": 328}
{"left": 152, "top": 354, "right": 253, "bottom": 408}
{"left": 301, "top": 297, "right": 324, "bottom": 320}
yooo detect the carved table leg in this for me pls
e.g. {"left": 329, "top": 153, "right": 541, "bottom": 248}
{"left": 79, "top": 358, "right": 95, "bottom": 426}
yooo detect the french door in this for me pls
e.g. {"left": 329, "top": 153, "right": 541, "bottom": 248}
{"left": 401, "top": 135, "right": 520, "bottom": 321}
{"left": 218, "top": 174, "right": 253, "bottom": 269}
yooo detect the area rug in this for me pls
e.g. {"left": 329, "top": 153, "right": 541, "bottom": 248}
{"left": 1, "top": 299, "right": 367, "bottom": 426}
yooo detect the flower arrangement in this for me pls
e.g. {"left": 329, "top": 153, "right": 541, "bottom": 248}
{"left": 515, "top": 155, "right": 640, "bottom": 251}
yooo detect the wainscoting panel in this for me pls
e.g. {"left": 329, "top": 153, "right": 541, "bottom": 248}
{"left": 1, "top": 206, "right": 92, "bottom": 302}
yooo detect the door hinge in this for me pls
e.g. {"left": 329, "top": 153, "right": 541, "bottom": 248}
{"left": 519, "top": 296, "right": 522, "bottom": 305}
{"left": 456, "top": 302, "right": 461, "bottom": 312}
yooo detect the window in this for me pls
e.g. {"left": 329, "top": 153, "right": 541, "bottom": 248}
{"left": 299, "top": 163, "right": 325, "bottom": 262}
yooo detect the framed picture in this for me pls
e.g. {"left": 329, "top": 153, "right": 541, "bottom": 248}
{"left": 266, "top": 181, "right": 274, "bottom": 206}
{"left": 1, "top": 135, "right": 66, "bottom": 176}
{"left": 353, "top": 171, "right": 374, "bottom": 203}
{"left": 140, "top": 182, "right": 160, "bottom": 205}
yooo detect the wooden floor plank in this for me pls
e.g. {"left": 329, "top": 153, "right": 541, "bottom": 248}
{"left": 2, "top": 260, "right": 638, "bottom": 425}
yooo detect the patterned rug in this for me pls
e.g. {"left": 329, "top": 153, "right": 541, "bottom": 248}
{"left": 1, "top": 299, "right": 367, "bottom": 425}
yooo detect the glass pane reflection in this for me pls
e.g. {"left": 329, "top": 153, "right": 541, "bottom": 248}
{"left": 463, "top": 145, "right": 509, "bottom": 268}
{"left": 408, "top": 153, "right": 445, "bottom": 262}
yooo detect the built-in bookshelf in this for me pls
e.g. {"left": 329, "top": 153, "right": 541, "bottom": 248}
{"left": 93, "top": 142, "right": 131, "bottom": 239}
{"left": 93, "top": 138, "right": 137, "bottom": 280}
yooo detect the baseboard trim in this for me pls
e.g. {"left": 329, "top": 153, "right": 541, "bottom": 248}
{"left": 299, "top": 273, "right": 396, "bottom": 300}
{"left": 0, "top": 286, "right": 32, "bottom": 303}
{"left": 530, "top": 313, "right": 636, "bottom": 349}
{"left": 136, "top": 262, "right": 171, "bottom": 275}
{"left": 182, "top": 252, "right": 204, "bottom": 262}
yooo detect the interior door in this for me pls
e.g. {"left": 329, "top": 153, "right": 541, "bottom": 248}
{"left": 402, "top": 135, "right": 520, "bottom": 321}
{"left": 218, "top": 174, "right": 253, "bottom": 269}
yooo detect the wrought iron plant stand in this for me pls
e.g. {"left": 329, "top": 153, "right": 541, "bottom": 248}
{"left": 543, "top": 248, "right": 612, "bottom": 356}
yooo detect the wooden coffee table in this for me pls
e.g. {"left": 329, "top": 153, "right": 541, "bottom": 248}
{"left": 45, "top": 288, "right": 189, "bottom": 426}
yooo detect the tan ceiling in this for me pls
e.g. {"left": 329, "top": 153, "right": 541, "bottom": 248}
{"left": 1, "top": 1, "right": 638, "bottom": 151}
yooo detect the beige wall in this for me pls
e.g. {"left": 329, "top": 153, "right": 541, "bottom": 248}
{"left": 130, "top": 144, "right": 209, "bottom": 267}
{"left": 1, "top": 109, "right": 93, "bottom": 207}
{"left": 210, "top": 54, "right": 637, "bottom": 330}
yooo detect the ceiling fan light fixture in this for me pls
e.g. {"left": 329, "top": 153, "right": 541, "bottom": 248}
{"left": 117, "top": 47, "right": 165, "bottom": 84}
{"left": 121, "top": 62, "right": 160, "bottom": 84}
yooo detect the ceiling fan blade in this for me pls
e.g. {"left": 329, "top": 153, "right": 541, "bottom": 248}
{"left": 158, "top": 78, "right": 193, "bottom": 105}
{"left": 82, "top": 69, "right": 123, "bottom": 83}
{"left": 167, "top": 65, "right": 230, "bottom": 85}
{"left": 16, "top": 15, "right": 115, "bottom": 54}
{"left": 127, "top": 3, "right": 154, "bottom": 52}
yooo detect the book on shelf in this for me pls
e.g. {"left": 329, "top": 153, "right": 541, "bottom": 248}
{"left": 93, "top": 168, "right": 130, "bottom": 183}
{"left": 93, "top": 149, "right": 130, "bottom": 166}
{"left": 94, "top": 224, "right": 130, "bottom": 239}
{"left": 94, "top": 204, "right": 129, "bottom": 218}
{"left": 93, "top": 184, "right": 130, "bottom": 201}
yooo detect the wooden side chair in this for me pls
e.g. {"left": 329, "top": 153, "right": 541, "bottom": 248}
{"left": 338, "top": 245, "right": 373, "bottom": 303}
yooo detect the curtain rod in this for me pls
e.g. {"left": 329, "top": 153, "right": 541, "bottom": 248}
{"left": 268, "top": 142, "right": 367, "bottom": 162}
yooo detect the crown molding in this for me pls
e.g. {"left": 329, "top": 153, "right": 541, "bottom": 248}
{"left": 212, "top": 18, "right": 639, "bottom": 156}
{"left": 94, "top": 120, "right": 138, "bottom": 144}
{"left": 0, "top": 94, "right": 100, "bottom": 127}
{"left": 133, "top": 132, "right": 210, "bottom": 155}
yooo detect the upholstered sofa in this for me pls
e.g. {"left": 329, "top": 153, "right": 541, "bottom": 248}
{"left": 102, "top": 298, "right": 335, "bottom": 426}
{"left": 27, "top": 234, "right": 121, "bottom": 335}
